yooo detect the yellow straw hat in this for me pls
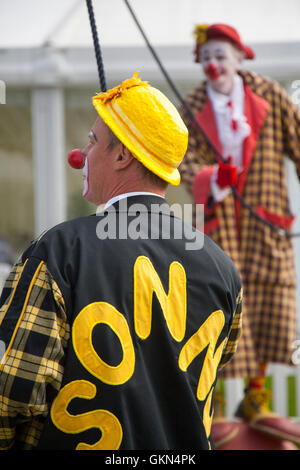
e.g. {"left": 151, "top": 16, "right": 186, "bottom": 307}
{"left": 92, "top": 72, "right": 188, "bottom": 186}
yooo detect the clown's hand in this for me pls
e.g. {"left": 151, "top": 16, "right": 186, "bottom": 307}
{"left": 211, "top": 158, "right": 237, "bottom": 202}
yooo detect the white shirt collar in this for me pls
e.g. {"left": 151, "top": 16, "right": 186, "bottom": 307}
{"left": 97, "top": 192, "right": 164, "bottom": 212}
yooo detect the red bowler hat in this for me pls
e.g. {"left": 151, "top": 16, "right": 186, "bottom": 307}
{"left": 193, "top": 23, "right": 255, "bottom": 63}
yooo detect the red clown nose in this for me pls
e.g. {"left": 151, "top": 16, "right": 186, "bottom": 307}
{"left": 204, "top": 63, "right": 221, "bottom": 80}
{"left": 68, "top": 149, "right": 85, "bottom": 169}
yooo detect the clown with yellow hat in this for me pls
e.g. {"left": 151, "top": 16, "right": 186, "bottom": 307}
{"left": 0, "top": 72, "right": 244, "bottom": 451}
{"left": 68, "top": 71, "right": 188, "bottom": 190}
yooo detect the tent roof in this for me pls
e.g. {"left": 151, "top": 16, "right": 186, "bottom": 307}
{"left": 1, "top": 0, "right": 300, "bottom": 88}
{"left": 2, "top": 0, "right": 300, "bottom": 49}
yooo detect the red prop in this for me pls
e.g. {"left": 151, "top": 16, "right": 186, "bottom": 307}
{"left": 68, "top": 149, "right": 85, "bottom": 169}
{"left": 217, "top": 157, "right": 238, "bottom": 188}
{"left": 212, "top": 421, "right": 299, "bottom": 450}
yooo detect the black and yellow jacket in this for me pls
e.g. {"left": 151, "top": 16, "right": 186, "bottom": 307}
{"left": 0, "top": 195, "right": 242, "bottom": 450}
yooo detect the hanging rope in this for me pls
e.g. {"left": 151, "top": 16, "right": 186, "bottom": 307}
{"left": 123, "top": 0, "right": 300, "bottom": 238}
{"left": 84, "top": 0, "right": 299, "bottom": 238}
{"left": 86, "top": 0, "right": 107, "bottom": 92}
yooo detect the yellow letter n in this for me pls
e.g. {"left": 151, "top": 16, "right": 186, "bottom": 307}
{"left": 133, "top": 256, "right": 187, "bottom": 342}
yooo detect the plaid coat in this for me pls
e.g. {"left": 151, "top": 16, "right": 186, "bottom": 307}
{"left": 179, "top": 70, "right": 300, "bottom": 378}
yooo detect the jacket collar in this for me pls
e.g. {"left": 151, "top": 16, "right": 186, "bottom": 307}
{"left": 97, "top": 194, "right": 171, "bottom": 215}
{"left": 103, "top": 192, "right": 165, "bottom": 211}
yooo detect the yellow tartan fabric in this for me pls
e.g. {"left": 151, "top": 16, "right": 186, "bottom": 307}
{"left": 219, "top": 288, "right": 243, "bottom": 370}
{"left": 0, "top": 258, "right": 70, "bottom": 450}
{"left": 179, "top": 70, "right": 300, "bottom": 378}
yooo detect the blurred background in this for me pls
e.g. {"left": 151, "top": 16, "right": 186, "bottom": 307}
{"left": 0, "top": 0, "right": 299, "bottom": 265}
{"left": 1, "top": 0, "right": 300, "bottom": 420}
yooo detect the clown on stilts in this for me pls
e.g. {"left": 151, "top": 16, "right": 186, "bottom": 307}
{"left": 179, "top": 23, "right": 300, "bottom": 447}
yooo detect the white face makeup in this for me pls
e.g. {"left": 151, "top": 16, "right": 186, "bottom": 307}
{"left": 81, "top": 119, "right": 118, "bottom": 206}
{"left": 82, "top": 131, "right": 94, "bottom": 199}
{"left": 82, "top": 156, "right": 89, "bottom": 198}
{"left": 200, "top": 40, "right": 243, "bottom": 95}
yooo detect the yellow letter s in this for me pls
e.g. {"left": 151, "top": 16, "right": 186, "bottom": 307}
{"left": 51, "top": 380, "right": 123, "bottom": 450}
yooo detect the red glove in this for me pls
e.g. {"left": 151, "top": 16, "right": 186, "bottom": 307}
{"left": 216, "top": 157, "right": 238, "bottom": 188}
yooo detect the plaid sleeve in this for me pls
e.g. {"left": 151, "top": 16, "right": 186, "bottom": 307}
{"left": 219, "top": 288, "right": 243, "bottom": 369}
{"left": 279, "top": 84, "right": 300, "bottom": 179}
{"left": 0, "top": 256, "right": 70, "bottom": 450}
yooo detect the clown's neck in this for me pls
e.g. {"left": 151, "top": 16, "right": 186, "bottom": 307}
{"left": 207, "top": 74, "right": 244, "bottom": 111}
{"left": 208, "top": 74, "right": 236, "bottom": 96}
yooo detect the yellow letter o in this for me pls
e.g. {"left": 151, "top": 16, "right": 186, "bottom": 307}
{"left": 72, "top": 302, "right": 135, "bottom": 385}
